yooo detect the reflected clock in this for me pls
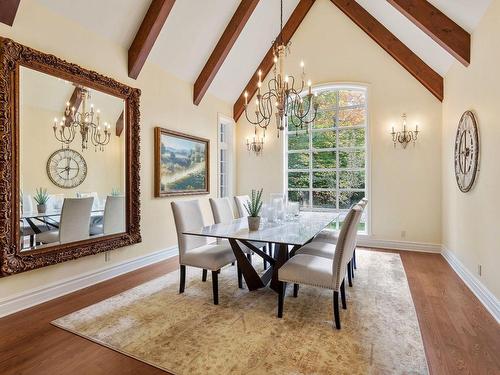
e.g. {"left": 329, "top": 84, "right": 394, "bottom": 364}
{"left": 46, "top": 148, "right": 87, "bottom": 189}
{"left": 454, "top": 111, "right": 479, "bottom": 193}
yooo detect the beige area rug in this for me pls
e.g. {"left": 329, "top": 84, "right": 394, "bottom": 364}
{"left": 52, "top": 250, "right": 428, "bottom": 374}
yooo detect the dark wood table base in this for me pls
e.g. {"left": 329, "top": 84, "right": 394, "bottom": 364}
{"left": 228, "top": 239, "right": 301, "bottom": 293}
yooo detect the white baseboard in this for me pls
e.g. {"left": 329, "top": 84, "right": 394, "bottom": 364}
{"left": 0, "top": 246, "right": 178, "bottom": 318}
{"left": 442, "top": 247, "right": 500, "bottom": 324}
{"left": 357, "top": 236, "right": 442, "bottom": 253}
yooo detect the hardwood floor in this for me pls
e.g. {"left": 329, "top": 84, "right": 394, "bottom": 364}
{"left": 0, "top": 249, "right": 498, "bottom": 375}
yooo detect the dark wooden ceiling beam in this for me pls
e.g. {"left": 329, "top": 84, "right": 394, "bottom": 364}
{"left": 330, "top": 0, "right": 443, "bottom": 101}
{"left": 387, "top": 0, "right": 470, "bottom": 66}
{"left": 233, "top": 0, "right": 316, "bottom": 121}
{"left": 0, "top": 0, "right": 21, "bottom": 26}
{"left": 128, "top": 0, "right": 176, "bottom": 79}
{"left": 194, "top": 0, "right": 260, "bottom": 106}
{"left": 115, "top": 111, "right": 124, "bottom": 137}
{"left": 64, "top": 87, "right": 83, "bottom": 127}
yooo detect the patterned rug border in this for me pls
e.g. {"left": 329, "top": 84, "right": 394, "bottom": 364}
{"left": 51, "top": 250, "right": 429, "bottom": 375}
{"left": 52, "top": 304, "right": 180, "bottom": 374}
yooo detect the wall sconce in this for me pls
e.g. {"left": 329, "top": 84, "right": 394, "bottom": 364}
{"left": 246, "top": 126, "right": 265, "bottom": 156}
{"left": 391, "top": 113, "right": 419, "bottom": 149}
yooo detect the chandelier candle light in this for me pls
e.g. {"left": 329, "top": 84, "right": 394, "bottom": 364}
{"left": 243, "top": 0, "right": 318, "bottom": 137}
{"left": 391, "top": 113, "right": 419, "bottom": 149}
{"left": 52, "top": 87, "right": 111, "bottom": 151}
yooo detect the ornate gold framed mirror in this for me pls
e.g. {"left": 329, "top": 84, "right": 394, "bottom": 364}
{"left": 0, "top": 38, "right": 141, "bottom": 276}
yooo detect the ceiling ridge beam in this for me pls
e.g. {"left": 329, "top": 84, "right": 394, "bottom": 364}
{"left": 233, "top": 0, "right": 316, "bottom": 121}
{"left": 330, "top": 0, "right": 443, "bottom": 101}
{"left": 0, "top": 0, "right": 21, "bottom": 26}
{"left": 128, "top": 0, "right": 176, "bottom": 79}
{"left": 194, "top": 0, "right": 260, "bottom": 106}
{"left": 387, "top": 0, "right": 470, "bottom": 66}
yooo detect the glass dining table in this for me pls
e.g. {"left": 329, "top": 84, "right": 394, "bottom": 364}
{"left": 184, "top": 211, "right": 339, "bottom": 293}
{"left": 20, "top": 207, "right": 105, "bottom": 247}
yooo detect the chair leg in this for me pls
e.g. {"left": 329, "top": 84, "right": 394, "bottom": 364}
{"left": 333, "top": 291, "right": 341, "bottom": 329}
{"left": 351, "top": 260, "right": 355, "bottom": 279}
{"left": 353, "top": 249, "right": 357, "bottom": 269}
{"left": 237, "top": 264, "right": 243, "bottom": 289}
{"left": 263, "top": 245, "right": 268, "bottom": 270}
{"left": 212, "top": 270, "right": 219, "bottom": 305}
{"left": 179, "top": 265, "right": 186, "bottom": 294}
{"left": 340, "top": 280, "right": 347, "bottom": 309}
{"left": 202, "top": 269, "right": 207, "bottom": 282}
{"left": 347, "top": 261, "right": 353, "bottom": 287}
{"left": 278, "top": 281, "right": 286, "bottom": 318}
{"left": 293, "top": 283, "right": 299, "bottom": 297}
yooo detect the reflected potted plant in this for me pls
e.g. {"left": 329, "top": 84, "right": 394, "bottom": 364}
{"left": 245, "top": 189, "right": 263, "bottom": 231}
{"left": 33, "top": 188, "right": 50, "bottom": 213}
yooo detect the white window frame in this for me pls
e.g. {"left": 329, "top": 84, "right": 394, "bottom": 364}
{"left": 217, "top": 113, "right": 235, "bottom": 198}
{"left": 284, "top": 83, "right": 371, "bottom": 234}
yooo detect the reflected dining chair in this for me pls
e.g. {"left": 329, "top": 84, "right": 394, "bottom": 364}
{"left": 37, "top": 197, "right": 93, "bottom": 245}
{"left": 77, "top": 192, "right": 100, "bottom": 210}
{"left": 90, "top": 195, "right": 125, "bottom": 235}
{"left": 277, "top": 206, "right": 363, "bottom": 329}
{"left": 171, "top": 200, "right": 236, "bottom": 305}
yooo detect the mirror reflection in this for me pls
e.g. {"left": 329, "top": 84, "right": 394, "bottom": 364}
{"left": 19, "top": 66, "right": 126, "bottom": 252}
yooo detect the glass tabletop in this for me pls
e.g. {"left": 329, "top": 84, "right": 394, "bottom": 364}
{"left": 183, "top": 211, "right": 339, "bottom": 246}
{"left": 21, "top": 207, "right": 105, "bottom": 219}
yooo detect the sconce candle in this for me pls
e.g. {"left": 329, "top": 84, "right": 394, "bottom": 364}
{"left": 391, "top": 113, "right": 419, "bottom": 149}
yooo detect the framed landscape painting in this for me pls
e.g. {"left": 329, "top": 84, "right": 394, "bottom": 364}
{"left": 154, "top": 128, "right": 210, "bottom": 197}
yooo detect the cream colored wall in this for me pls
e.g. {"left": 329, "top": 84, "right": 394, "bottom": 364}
{"left": 20, "top": 105, "right": 125, "bottom": 199}
{"left": 237, "top": 0, "right": 442, "bottom": 244}
{"left": 442, "top": 0, "right": 500, "bottom": 299}
{"left": 0, "top": 0, "right": 232, "bottom": 297}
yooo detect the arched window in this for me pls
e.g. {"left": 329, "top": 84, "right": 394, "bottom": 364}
{"left": 285, "top": 85, "right": 368, "bottom": 232}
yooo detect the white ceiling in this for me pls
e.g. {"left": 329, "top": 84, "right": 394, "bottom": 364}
{"left": 35, "top": 0, "right": 492, "bottom": 104}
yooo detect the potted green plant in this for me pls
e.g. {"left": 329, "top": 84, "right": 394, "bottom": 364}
{"left": 244, "top": 188, "right": 263, "bottom": 231}
{"left": 33, "top": 188, "right": 50, "bottom": 213}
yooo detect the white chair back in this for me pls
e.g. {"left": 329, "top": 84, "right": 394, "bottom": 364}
{"left": 234, "top": 195, "right": 250, "bottom": 218}
{"left": 103, "top": 195, "right": 125, "bottom": 234}
{"left": 77, "top": 192, "right": 100, "bottom": 210}
{"left": 59, "top": 197, "right": 93, "bottom": 244}
{"left": 22, "top": 194, "right": 34, "bottom": 214}
{"left": 49, "top": 194, "right": 65, "bottom": 210}
{"left": 331, "top": 205, "right": 363, "bottom": 290}
{"left": 171, "top": 200, "right": 209, "bottom": 263}
{"left": 209, "top": 197, "right": 234, "bottom": 224}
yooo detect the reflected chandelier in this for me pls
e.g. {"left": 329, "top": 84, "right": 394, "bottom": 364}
{"left": 52, "top": 86, "right": 111, "bottom": 152}
{"left": 243, "top": 0, "right": 318, "bottom": 137}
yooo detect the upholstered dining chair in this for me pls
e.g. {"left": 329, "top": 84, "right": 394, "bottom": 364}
{"left": 313, "top": 198, "right": 368, "bottom": 274}
{"left": 90, "top": 195, "right": 125, "bottom": 235}
{"left": 209, "top": 197, "right": 269, "bottom": 272}
{"left": 277, "top": 206, "right": 363, "bottom": 329}
{"left": 37, "top": 197, "right": 93, "bottom": 245}
{"left": 171, "top": 199, "right": 236, "bottom": 305}
{"left": 234, "top": 195, "right": 250, "bottom": 218}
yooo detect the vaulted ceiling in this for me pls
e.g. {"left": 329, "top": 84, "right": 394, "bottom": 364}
{"left": 31, "top": 0, "right": 492, "bottom": 107}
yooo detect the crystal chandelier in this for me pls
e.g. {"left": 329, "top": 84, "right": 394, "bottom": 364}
{"left": 52, "top": 87, "right": 111, "bottom": 151}
{"left": 243, "top": 0, "right": 318, "bottom": 137}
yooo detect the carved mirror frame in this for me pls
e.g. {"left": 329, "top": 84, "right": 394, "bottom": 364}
{"left": 0, "top": 38, "right": 141, "bottom": 277}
